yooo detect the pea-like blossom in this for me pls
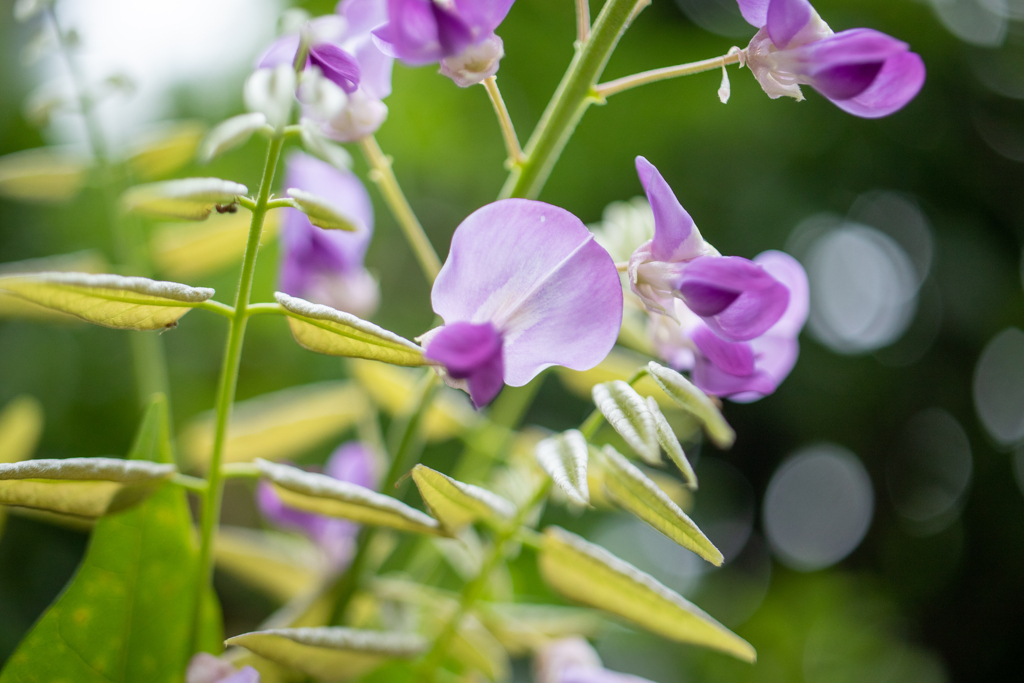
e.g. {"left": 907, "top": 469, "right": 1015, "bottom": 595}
{"left": 186, "top": 653, "right": 259, "bottom": 683}
{"left": 278, "top": 152, "right": 380, "bottom": 317}
{"left": 737, "top": 0, "right": 925, "bottom": 118}
{"left": 420, "top": 199, "right": 623, "bottom": 408}
{"left": 372, "top": 0, "right": 513, "bottom": 86}
{"left": 256, "top": 441, "right": 378, "bottom": 568}
{"left": 627, "top": 157, "right": 789, "bottom": 342}
{"left": 534, "top": 638, "right": 656, "bottom": 683}
{"left": 649, "top": 250, "right": 808, "bottom": 402}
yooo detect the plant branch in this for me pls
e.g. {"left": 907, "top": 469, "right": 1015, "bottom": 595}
{"left": 482, "top": 76, "right": 524, "bottom": 167}
{"left": 576, "top": 0, "right": 592, "bottom": 43}
{"left": 245, "top": 302, "right": 286, "bottom": 317}
{"left": 594, "top": 50, "right": 743, "bottom": 99}
{"left": 196, "top": 300, "right": 236, "bottom": 318}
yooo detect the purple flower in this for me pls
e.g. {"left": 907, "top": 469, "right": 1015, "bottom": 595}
{"left": 421, "top": 199, "right": 622, "bottom": 408}
{"left": 278, "top": 152, "right": 380, "bottom": 317}
{"left": 737, "top": 0, "right": 925, "bottom": 117}
{"left": 186, "top": 653, "right": 260, "bottom": 683}
{"left": 257, "top": 441, "right": 378, "bottom": 568}
{"left": 627, "top": 157, "right": 789, "bottom": 342}
{"left": 534, "top": 638, "right": 656, "bottom": 683}
{"left": 650, "top": 250, "right": 809, "bottom": 402}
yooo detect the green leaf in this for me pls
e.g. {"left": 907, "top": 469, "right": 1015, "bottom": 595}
{"left": 478, "top": 603, "right": 606, "bottom": 656}
{"left": 535, "top": 429, "right": 590, "bottom": 506}
{"left": 647, "top": 362, "right": 735, "bottom": 449}
{"left": 592, "top": 380, "right": 660, "bottom": 464}
{"left": 0, "top": 395, "right": 223, "bottom": 683}
{"left": 412, "top": 464, "right": 516, "bottom": 534}
{"left": 646, "top": 396, "right": 697, "bottom": 489}
{"left": 276, "top": 293, "right": 429, "bottom": 366}
{"left": 215, "top": 526, "right": 322, "bottom": 603}
{"left": 255, "top": 459, "right": 443, "bottom": 536}
{"left": 538, "top": 526, "right": 754, "bottom": 662}
{"left": 150, "top": 210, "right": 280, "bottom": 280}
{"left": 0, "top": 250, "right": 109, "bottom": 322}
{"left": 0, "top": 147, "right": 88, "bottom": 202}
{"left": 125, "top": 120, "right": 206, "bottom": 180}
{"left": 199, "top": 113, "right": 268, "bottom": 162}
{"left": 597, "top": 445, "right": 721, "bottom": 565}
{"left": 225, "top": 627, "right": 426, "bottom": 682}
{"left": 122, "top": 177, "right": 248, "bottom": 220}
{"left": 0, "top": 271, "right": 215, "bottom": 330}
{"left": 438, "top": 613, "right": 510, "bottom": 682}
{"left": 286, "top": 188, "right": 362, "bottom": 231}
{"left": 299, "top": 120, "right": 353, "bottom": 169}
{"left": 181, "top": 381, "right": 371, "bottom": 469}
{"left": 0, "top": 395, "right": 44, "bottom": 464}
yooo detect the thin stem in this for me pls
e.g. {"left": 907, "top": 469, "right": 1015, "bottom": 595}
{"left": 190, "top": 134, "right": 285, "bottom": 652}
{"left": 196, "top": 300, "right": 236, "bottom": 318}
{"left": 221, "top": 462, "right": 262, "bottom": 479}
{"left": 245, "top": 302, "right": 285, "bottom": 317}
{"left": 500, "top": 0, "right": 649, "bottom": 200}
{"left": 576, "top": 0, "right": 592, "bottom": 43}
{"left": 358, "top": 135, "right": 442, "bottom": 283}
{"left": 265, "top": 197, "right": 297, "bottom": 210}
{"left": 482, "top": 76, "right": 524, "bottom": 167}
{"left": 594, "top": 51, "right": 742, "bottom": 99}
{"left": 614, "top": 261, "right": 628, "bottom": 272}
{"left": 172, "top": 473, "right": 209, "bottom": 493}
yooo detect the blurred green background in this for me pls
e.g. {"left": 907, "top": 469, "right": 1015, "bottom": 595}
{"left": 2, "top": 0, "right": 1024, "bottom": 681}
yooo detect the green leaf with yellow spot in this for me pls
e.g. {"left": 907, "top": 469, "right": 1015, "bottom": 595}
{"left": 412, "top": 464, "right": 516, "bottom": 534}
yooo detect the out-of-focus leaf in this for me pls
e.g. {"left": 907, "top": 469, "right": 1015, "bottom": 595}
{"left": 647, "top": 362, "right": 735, "bottom": 448}
{"left": 443, "top": 613, "right": 510, "bottom": 682}
{"left": 592, "top": 380, "right": 660, "bottom": 464}
{"left": 255, "top": 459, "right": 442, "bottom": 536}
{"left": 538, "top": 527, "right": 754, "bottom": 662}
{"left": 556, "top": 349, "right": 673, "bottom": 408}
{"left": 350, "top": 360, "right": 477, "bottom": 442}
{"left": 286, "top": 188, "right": 361, "bottom": 231}
{"left": 125, "top": 120, "right": 206, "bottom": 180}
{"left": 14, "top": 0, "right": 47, "bottom": 22}
{"left": 597, "top": 445, "right": 721, "bottom": 565}
{"left": 199, "top": 113, "right": 268, "bottom": 163}
{"left": 412, "top": 464, "right": 516, "bottom": 534}
{"left": 216, "top": 526, "right": 324, "bottom": 603}
{"left": 0, "top": 395, "right": 43, "bottom": 464}
{"left": 276, "top": 293, "right": 429, "bottom": 366}
{"left": 299, "top": 120, "right": 353, "bottom": 169}
{"left": 182, "top": 381, "right": 370, "bottom": 469}
{"left": 478, "top": 603, "right": 606, "bottom": 656}
{"left": 0, "top": 457, "right": 175, "bottom": 518}
{"left": 535, "top": 430, "right": 590, "bottom": 506}
{"left": 0, "top": 147, "right": 88, "bottom": 202}
{"left": 0, "top": 395, "right": 224, "bottom": 682}
{"left": 0, "top": 271, "right": 214, "bottom": 330}
{"left": 122, "top": 177, "right": 248, "bottom": 221}
{"left": 0, "top": 251, "right": 108, "bottom": 322}
{"left": 225, "top": 627, "right": 426, "bottom": 682}
{"left": 646, "top": 396, "right": 697, "bottom": 489}
{"left": 151, "top": 210, "right": 280, "bottom": 280}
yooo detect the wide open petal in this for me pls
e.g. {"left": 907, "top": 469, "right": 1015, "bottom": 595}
{"left": 454, "top": 0, "right": 517, "bottom": 36}
{"left": 373, "top": 0, "right": 473, "bottom": 64}
{"left": 766, "top": 0, "right": 816, "bottom": 49}
{"left": 692, "top": 354, "right": 778, "bottom": 399}
{"left": 692, "top": 326, "right": 756, "bottom": 376}
{"left": 634, "top": 157, "right": 712, "bottom": 264}
{"left": 679, "top": 255, "right": 789, "bottom": 342}
{"left": 828, "top": 50, "right": 925, "bottom": 118}
{"left": 736, "top": 0, "right": 769, "bottom": 28}
{"left": 431, "top": 199, "right": 622, "bottom": 387}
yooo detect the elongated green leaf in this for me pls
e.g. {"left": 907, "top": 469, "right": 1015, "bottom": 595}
{"left": 287, "top": 188, "right": 361, "bottom": 231}
{"left": 276, "top": 293, "right": 429, "bottom": 366}
{"left": 0, "top": 395, "right": 43, "bottom": 464}
{"left": 440, "top": 613, "right": 510, "bottom": 682}
{"left": 412, "top": 464, "right": 516, "bottom": 534}
{"left": 150, "top": 210, "right": 280, "bottom": 280}
{"left": 125, "top": 120, "right": 206, "bottom": 180}
{"left": 647, "top": 362, "right": 735, "bottom": 448}
{"left": 182, "top": 381, "right": 370, "bottom": 469}
{"left": 256, "top": 459, "right": 442, "bottom": 536}
{"left": 0, "top": 250, "right": 109, "bottom": 322}
{"left": 646, "top": 396, "right": 697, "bottom": 489}
{"left": 122, "top": 177, "right": 248, "bottom": 220}
{"left": 478, "top": 603, "right": 605, "bottom": 656}
{"left": 0, "top": 147, "right": 88, "bottom": 202}
{"left": 216, "top": 526, "right": 323, "bottom": 602}
{"left": 597, "top": 445, "right": 721, "bottom": 565}
{"left": 199, "top": 113, "right": 267, "bottom": 162}
{"left": 592, "top": 380, "right": 660, "bottom": 464}
{"left": 538, "top": 527, "right": 754, "bottom": 662}
{"left": 0, "top": 396, "right": 223, "bottom": 683}
{"left": 535, "top": 429, "right": 590, "bottom": 506}
{"left": 0, "top": 271, "right": 215, "bottom": 330}
{"left": 226, "top": 627, "right": 426, "bottom": 682}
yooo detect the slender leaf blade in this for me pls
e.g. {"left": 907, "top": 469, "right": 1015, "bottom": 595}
{"left": 0, "top": 147, "right": 88, "bottom": 202}
{"left": 122, "top": 177, "right": 248, "bottom": 220}
{"left": 592, "top": 380, "right": 660, "bottom": 464}
{"left": 287, "top": 188, "right": 361, "bottom": 231}
{"left": 199, "top": 113, "right": 267, "bottom": 162}
{"left": 647, "top": 362, "right": 735, "bottom": 448}
{"left": 125, "top": 120, "right": 206, "bottom": 180}
{"left": 535, "top": 429, "right": 590, "bottom": 506}
{"left": 646, "top": 396, "right": 697, "bottom": 489}
{"left": 0, "top": 395, "right": 43, "bottom": 464}
{"left": 412, "top": 464, "right": 516, "bottom": 534}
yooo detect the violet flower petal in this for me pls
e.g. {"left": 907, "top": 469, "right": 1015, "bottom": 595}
{"left": 754, "top": 250, "right": 809, "bottom": 337}
{"left": 424, "top": 321, "right": 505, "bottom": 407}
{"left": 635, "top": 157, "right": 705, "bottom": 263}
{"left": 373, "top": 0, "right": 474, "bottom": 65}
{"left": 736, "top": 0, "right": 769, "bottom": 28}
{"left": 828, "top": 50, "right": 925, "bottom": 118}
{"left": 309, "top": 43, "right": 362, "bottom": 93}
{"left": 257, "top": 34, "right": 301, "bottom": 70}
{"left": 431, "top": 199, "right": 622, "bottom": 388}
{"left": 766, "top": 0, "right": 815, "bottom": 49}
{"left": 561, "top": 666, "right": 657, "bottom": 683}
{"left": 325, "top": 440, "right": 378, "bottom": 490}
{"left": 691, "top": 326, "right": 756, "bottom": 376}
{"left": 222, "top": 668, "right": 261, "bottom": 683}
{"left": 453, "top": 0, "right": 517, "bottom": 36}
{"left": 693, "top": 355, "right": 778, "bottom": 398}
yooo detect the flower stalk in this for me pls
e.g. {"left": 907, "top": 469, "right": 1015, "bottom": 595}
{"left": 594, "top": 50, "right": 743, "bottom": 99}
{"left": 482, "top": 76, "right": 524, "bottom": 167}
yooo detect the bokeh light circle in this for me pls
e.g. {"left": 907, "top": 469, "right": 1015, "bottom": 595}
{"left": 973, "top": 328, "right": 1024, "bottom": 446}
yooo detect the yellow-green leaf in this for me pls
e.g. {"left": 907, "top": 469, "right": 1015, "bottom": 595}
{"left": 412, "top": 464, "right": 516, "bottom": 534}
{"left": 597, "top": 445, "right": 720, "bottom": 565}
{"left": 216, "top": 526, "right": 323, "bottom": 603}
{"left": 199, "top": 113, "right": 268, "bottom": 163}
{"left": 441, "top": 613, "right": 510, "bottom": 682}
{"left": 286, "top": 188, "right": 361, "bottom": 231}
{"left": 125, "top": 120, "right": 206, "bottom": 180}
{"left": 556, "top": 349, "right": 674, "bottom": 409}
{"left": 0, "top": 457, "right": 176, "bottom": 518}
{"left": 646, "top": 396, "right": 697, "bottom": 489}
{"left": 255, "top": 459, "right": 442, "bottom": 536}
{"left": 535, "top": 430, "right": 590, "bottom": 506}
{"left": 226, "top": 627, "right": 426, "bottom": 682}
{"left": 647, "top": 362, "right": 735, "bottom": 448}
{"left": 122, "top": 177, "right": 248, "bottom": 220}
{"left": 150, "top": 210, "right": 280, "bottom": 280}
{"left": 0, "top": 271, "right": 214, "bottom": 330}
{"left": 181, "top": 381, "right": 370, "bottom": 469}
{"left": 276, "top": 293, "right": 428, "bottom": 366}
{"left": 592, "top": 380, "right": 660, "bottom": 464}
{"left": 538, "top": 527, "right": 754, "bottom": 662}
{"left": 0, "top": 251, "right": 108, "bottom": 322}
{"left": 0, "top": 395, "right": 43, "bottom": 464}
{"left": 478, "top": 603, "right": 605, "bottom": 656}
{"left": 0, "top": 147, "right": 88, "bottom": 202}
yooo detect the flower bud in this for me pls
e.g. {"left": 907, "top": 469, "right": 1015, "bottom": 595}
{"left": 244, "top": 64, "right": 296, "bottom": 130}
{"left": 323, "top": 90, "right": 388, "bottom": 142}
{"left": 299, "top": 67, "right": 348, "bottom": 121}
{"left": 439, "top": 34, "right": 505, "bottom": 88}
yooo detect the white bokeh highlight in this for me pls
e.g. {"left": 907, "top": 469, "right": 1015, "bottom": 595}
{"left": 974, "top": 327, "right": 1024, "bottom": 446}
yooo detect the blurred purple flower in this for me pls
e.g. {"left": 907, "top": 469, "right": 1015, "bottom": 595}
{"left": 421, "top": 199, "right": 622, "bottom": 408}
{"left": 737, "top": 0, "right": 925, "bottom": 117}
{"left": 627, "top": 157, "right": 789, "bottom": 342}
{"left": 187, "top": 653, "right": 259, "bottom": 683}
{"left": 534, "top": 638, "right": 656, "bottom": 683}
{"left": 279, "top": 152, "right": 380, "bottom": 317}
{"left": 257, "top": 441, "right": 378, "bottom": 568}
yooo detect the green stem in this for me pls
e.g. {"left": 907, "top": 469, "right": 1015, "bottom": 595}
{"left": 499, "top": 0, "right": 649, "bottom": 199}
{"left": 190, "top": 134, "right": 285, "bottom": 652}
{"left": 594, "top": 50, "right": 742, "bottom": 98}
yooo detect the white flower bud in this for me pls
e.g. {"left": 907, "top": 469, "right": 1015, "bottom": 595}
{"left": 298, "top": 67, "right": 348, "bottom": 121}
{"left": 439, "top": 33, "right": 504, "bottom": 88}
{"left": 323, "top": 90, "right": 388, "bottom": 142}
{"left": 243, "top": 64, "right": 296, "bottom": 130}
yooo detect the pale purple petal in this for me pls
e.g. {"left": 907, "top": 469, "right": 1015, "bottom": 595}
{"left": 257, "top": 480, "right": 330, "bottom": 541}
{"left": 774, "top": 28, "right": 907, "bottom": 100}
{"left": 187, "top": 653, "right": 246, "bottom": 683}
{"left": 337, "top": 0, "right": 389, "bottom": 36}
{"left": 635, "top": 157, "right": 703, "bottom": 263}
{"left": 828, "top": 50, "right": 925, "bottom": 118}
{"left": 325, "top": 441, "right": 378, "bottom": 490}
{"left": 222, "top": 668, "right": 261, "bottom": 683}
{"left": 454, "top": 0, "right": 517, "bottom": 35}
{"left": 372, "top": 0, "right": 474, "bottom": 65}
{"left": 431, "top": 200, "right": 622, "bottom": 388}
{"left": 736, "top": 0, "right": 769, "bottom": 27}
{"left": 257, "top": 34, "right": 301, "bottom": 69}
{"left": 691, "top": 326, "right": 756, "bottom": 376}
{"left": 424, "top": 321, "right": 505, "bottom": 407}
{"left": 692, "top": 354, "right": 778, "bottom": 399}
{"left": 561, "top": 667, "right": 657, "bottom": 683}
{"left": 766, "top": 0, "right": 814, "bottom": 49}
{"left": 309, "top": 43, "right": 362, "bottom": 93}
{"left": 754, "top": 250, "right": 808, "bottom": 337}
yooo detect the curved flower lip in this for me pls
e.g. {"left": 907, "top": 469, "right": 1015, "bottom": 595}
{"left": 431, "top": 199, "right": 622, "bottom": 389}
{"left": 309, "top": 43, "right": 362, "bottom": 93}
{"left": 423, "top": 321, "right": 505, "bottom": 407}
{"left": 372, "top": 0, "right": 515, "bottom": 66}
{"left": 828, "top": 50, "right": 925, "bottom": 118}
{"left": 679, "top": 255, "right": 789, "bottom": 342}
{"left": 635, "top": 156, "right": 708, "bottom": 263}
